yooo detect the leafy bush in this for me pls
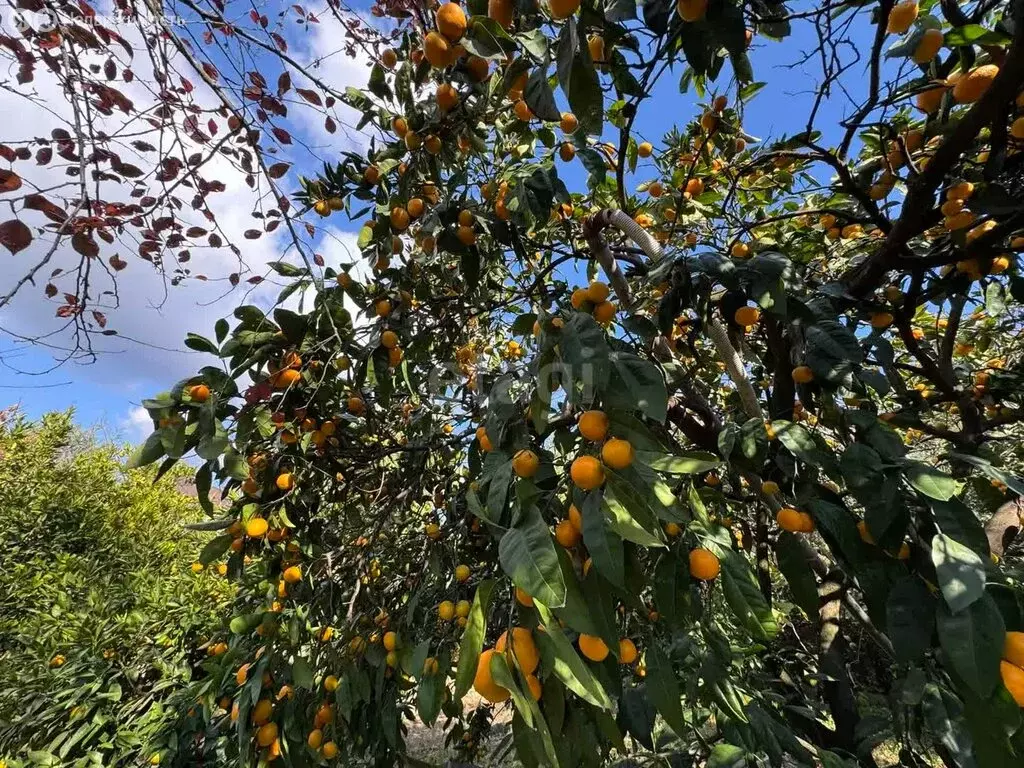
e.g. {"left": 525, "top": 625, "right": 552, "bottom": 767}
{"left": 0, "top": 410, "right": 233, "bottom": 767}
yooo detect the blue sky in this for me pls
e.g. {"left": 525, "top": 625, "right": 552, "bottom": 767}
{"left": 1, "top": 1, "right": 893, "bottom": 441}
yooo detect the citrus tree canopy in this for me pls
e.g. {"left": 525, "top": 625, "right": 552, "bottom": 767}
{"left": 7, "top": 0, "right": 1024, "bottom": 765}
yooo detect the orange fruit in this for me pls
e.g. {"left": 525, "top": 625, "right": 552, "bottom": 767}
{"left": 257, "top": 722, "right": 278, "bottom": 747}
{"left": 476, "top": 426, "right": 493, "bottom": 452}
{"left": 455, "top": 564, "right": 471, "bottom": 582}
{"left": 466, "top": 55, "right": 489, "bottom": 81}
{"left": 549, "top": 0, "right": 580, "bottom": 19}
{"left": 689, "top": 548, "right": 720, "bottom": 580}
{"left": 381, "top": 330, "right": 399, "bottom": 349}
{"left": 886, "top": 0, "right": 918, "bottom": 34}
{"left": 734, "top": 306, "right": 759, "bottom": 326}
{"left": 579, "top": 410, "right": 609, "bottom": 441}
{"left": 381, "top": 49, "right": 397, "bottom": 68}
{"left": 568, "top": 503, "right": 583, "bottom": 533}
{"left": 474, "top": 649, "right": 511, "bottom": 702}
{"left": 246, "top": 518, "right": 269, "bottom": 538}
{"left": 588, "top": 35, "right": 605, "bottom": 64}
{"left": 761, "top": 480, "right": 779, "bottom": 495}
{"left": 913, "top": 28, "right": 943, "bottom": 64}
{"left": 578, "top": 633, "right": 609, "bottom": 662}
{"left": 586, "top": 280, "right": 610, "bottom": 303}
{"left": 555, "top": 519, "right": 581, "bottom": 548}
{"left": 322, "top": 741, "right": 338, "bottom": 759}
{"left": 525, "top": 674, "right": 542, "bottom": 700}
{"left": 512, "top": 449, "right": 540, "bottom": 478}
{"left": 515, "top": 587, "right": 534, "bottom": 607}
{"left": 488, "top": 0, "right": 513, "bottom": 28}
{"left": 383, "top": 631, "right": 398, "bottom": 651}
{"left": 457, "top": 225, "right": 476, "bottom": 245}
{"left": 953, "top": 64, "right": 999, "bottom": 104}
{"left": 637, "top": 141, "right": 653, "bottom": 158}
{"left": 571, "top": 455, "right": 605, "bottom": 490}
{"left": 685, "top": 177, "right": 704, "bottom": 196}
{"left": 560, "top": 112, "right": 578, "bottom": 133}
{"left": 189, "top": 383, "right": 210, "bottom": 402}
{"left": 870, "top": 312, "right": 894, "bottom": 330}
{"left": 1001, "top": 661, "right": 1024, "bottom": 707}
{"left": 677, "top": 0, "right": 707, "bottom": 22}
{"left": 731, "top": 242, "right": 750, "bottom": 259}
{"left": 514, "top": 99, "right": 533, "bottom": 121}
{"left": 496, "top": 627, "right": 540, "bottom": 673}
{"left": 270, "top": 368, "right": 301, "bottom": 389}
{"left": 251, "top": 699, "right": 272, "bottom": 725}
{"left": 593, "top": 301, "right": 617, "bottom": 324}
{"left": 438, "top": 600, "right": 456, "bottom": 621}
{"left": 283, "top": 565, "right": 302, "bottom": 584}
{"left": 1005, "top": 631, "right": 1024, "bottom": 668}
{"left": 436, "top": 2, "right": 467, "bottom": 41}
{"left": 363, "top": 165, "right": 380, "bottom": 184}
{"left": 602, "top": 438, "right": 634, "bottom": 470}
{"left": 424, "top": 31, "right": 452, "bottom": 68}
{"left": 618, "top": 638, "right": 638, "bottom": 664}
{"left": 915, "top": 85, "right": 946, "bottom": 113}
{"left": 571, "top": 287, "right": 588, "bottom": 308}
{"left": 307, "top": 729, "right": 323, "bottom": 749}
{"left": 390, "top": 207, "right": 410, "bottom": 231}
{"left": 700, "top": 111, "right": 719, "bottom": 132}
{"left": 347, "top": 395, "right": 366, "bottom": 415}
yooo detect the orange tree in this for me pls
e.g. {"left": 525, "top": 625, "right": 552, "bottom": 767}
{"left": 126, "top": 0, "right": 1024, "bottom": 765}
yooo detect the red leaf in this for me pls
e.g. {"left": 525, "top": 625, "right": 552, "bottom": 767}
{"left": 0, "top": 219, "right": 31, "bottom": 255}
{"left": 267, "top": 162, "right": 290, "bottom": 179}
{"left": 187, "top": 227, "right": 207, "bottom": 237}
{"left": 314, "top": 253, "right": 324, "bottom": 266}
{"left": 202, "top": 62, "right": 218, "bottom": 81}
{"left": 247, "top": 275, "right": 263, "bottom": 284}
{"left": 180, "top": 76, "right": 194, "bottom": 93}
{"left": 44, "top": 283, "right": 57, "bottom": 297}
{"left": 296, "top": 88, "right": 322, "bottom": 106}
{"left": 72, "top": 231, "right": 99, "bottom": 258}
{"left": 243, "top": 229, "right": 261, "bottom": 239}
{"left": 24, "top": 194, "right": 66, "bottom": 223}
{"left": 271, "top": 33, "right": 287, "bottom": 52}
{"left": 272, "top": 127, "right": 292, "bottom": 144}
{"left": 277, "top": 71, "right": 291, "bottom": 96}
{"left": 0, "top": 145, "right": 16, "bottom": 161}
{"left": 227, "top": 115, "right": 242, "bottom": 133}
{"left": 229, "top": 273, "right": 239, "bottom": 286}
{"left": 109, "top": 254, "right": 127, "bottom": 270}
{"left": 208, "top": 233, "right": 222, "bottom": 247}
{"left": 92, "top": 310, "right": 107, "bottom": 328}
{"left": 325, "top": 116, "right": 336, "bottom": 133}
{"left": 35, "top": 146, "right": 52, "bottom": 164}
{"left": 0, "top": 169, "right": 22, "bottom": 193}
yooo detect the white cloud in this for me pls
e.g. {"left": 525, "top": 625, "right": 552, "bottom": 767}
{"left": 119, "top": 404, "right": 152, "bottom": 441}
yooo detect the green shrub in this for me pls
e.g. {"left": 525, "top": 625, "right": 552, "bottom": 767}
{"left": 0, "top": 410, "right": 233, "bottom": 767}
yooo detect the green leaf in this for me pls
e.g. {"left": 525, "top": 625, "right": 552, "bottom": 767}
{"left": 617, "top": 683, "right": 656, "bottom": 749}
{"left": 721, "top": 550, "right": 778, "bottom": 641}
{"left": 184, "top": 332, "right": 219, "bottom": 354}
{"left": 199, "top": 534, "right": 232, "bottom": 565}
{"left": 499, "top": 507, "right": 567, "bottom": 608}
{"left": 524, "top": 69, "right": 560, "bottom": 122}
{"left": 774, "top": 532, "right": 819, "bottom": 617}
{"left": 708, "top": 743, "right": 749, "bottom": 768}
{"left": 938, "top": 593, "right": 1005, "bottom": 698}
{"left": 635, "top": 450, "right": 720, "bottom": 474}
{"left": 556, "top": 18, "right": 602, "bottom": 135}
{"left": 273, "top": 308, "right": 307, "bottom": 343}
{"left": 944, "top": 24, "right": 1011, "bottom": 47}
{"left": 932, "top": 534, "right": 986, "bottom": 614}
{"left": 267, "top": 260, "right": 308, "bottom": 277}
{"left": 774, "top": 420, "right": 838, "bottom": 473}
{"left": 604, "top": 352, "right": 667, "bottom": 423}
{"left": 214, "top": 318, "right": 229, "bottom": 344}
{"left": 534, "top": 602, "right": 613, "bottom": 710}
{"left": 886, "top": 576, "right": 937, "bottom": 664}
{"left": 644, "top": 642, "right": 686, "bottom": 738}
{"left": 292, "top": 657, "right": 314, "bottom": 690}
{"left": 930, "top": 498, "right": 990, "bottom": 558}
{"left": 489, "top": 647, "right": 534, "bottom": 727}
{"left": 604, "top": 0, "right": 636, "bottom": 22}
{"left": 417, "top": 669, "right": 444, "bottom": 726}
{"left": 807, "top": 499, "right": 864, "bottom": 569}
{"left": 126, "top": 431, "right": 163, "bottom": 469}
{"left": 517, "top": 28, "right": 549, "bottom": 59}
{"left": 906, "top": 461, "right": 960, "bottom": 500}
{"left": 804, "top": 320, "right": 863, "bottom": 386}
{"left": 465, "top": 16, "right": 517, "bottom": 59}
{"left": 455, "top": 579, "right": 494, "bottom": 698}
{"left": 603, "top": 474, "right": 666, "bottom": 547}
{"left": 922, "top": 683, "right": 979, "bottom": 768}
{"left": 654, "top": 554, "right": 690, "bottom": 627}
{"left": 197, "top": 422, "right": 229, "bottom": 461}
{"left": 581, "top": 491, "right": 624, "bottom": 587}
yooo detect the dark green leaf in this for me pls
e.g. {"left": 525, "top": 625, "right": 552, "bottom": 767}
{"left": 645, "top": 642, "right": 686, "bottom": 738}
{"left": 499, "top": 506, "right": 567, "bottom": 608}
{"left": 932, "top": 534, "right": 986, "bottom": 614}
{"left": 886, "top": 576, "right": 937, "bottom": 664}
{"left": 534, "top": 602, "right": 613, "bottom": 709}
{"left": 126, "top": 431, "right": 163, "bottom": 469}
{"left": 524, "top": 69, "right": 560, "bottom": 122}
{"left": 455, "top": 580, "right": 494, "bottom": 698}
{"left": 184, "top": 332, "right": 219, "bottom": 354}
{"left": 721, "top": 550, "right": 778, "bottom": 640}
{"left": 774, "top": 532, "right": 819, "bottom": 617}
{"left": 581, "top": 491, "right": 624, "bottom": 587}
{"left": 938, "top": 593, "right": 1005, "bottom": 698}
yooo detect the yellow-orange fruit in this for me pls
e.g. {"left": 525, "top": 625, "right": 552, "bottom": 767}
{"left": 578, "top": 410, "right": 608, "bottom": 441}
{"left": 689, "top": 548, "right": 720, "bottom": 580}
{"left": 677, "top": 0, "right": 708, "bottom": 22}
{"left": 886, "top": 0, "right": 918, "bottom": 34}
{"left": 436, "top": 2, "right": 467, "bottom": 41}
{"left": 571, "top": 455, "right": 605, "bottom": 490}
{"left": 912, "top": 28, "right": 943, "bottom": 64}
{"left": 602, "top": 438, "right": 634, "bottom": 470}
{"left": 424, "top": 32, "right": 452, "bottom": 69}
{"left": 488, "top": 0, "right": 513, "bottom": 28}
{"left": 512, "top": 449, "right": 540, "bottom": 478}
{"left": 578, "top": 633, "right": 609, "bottom": 662}
{"left": 474, "top": 649, "right": 511, "bottom": 703}
{"left": 953, "top": 64, "right": 999, "bottom": 104}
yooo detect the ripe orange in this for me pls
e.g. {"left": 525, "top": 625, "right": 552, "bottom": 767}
{"left": 526, "top": 674, "right": 542, "bottom": 700}
{"left": 792, "top": 365, "right": 814, "bottom": 384}
{"left": 578, "top": 633, "right": 609, "bottom": 662}
{"left": 568, "top": 503, "right": 583, "bottom": 533}
{"left": 381, "top": 330, "right": 399, "bottom": 349}
{"left": 383, "top": 631, "right": 398, "bottom": 651}
{"left": 886, "top": 0, "right": 918, "bottom": 34}
{"left": 276, "top": 472, "right": 294, "bottom": 491}
{"left": 712, "top": 95, "right": 727, "bottom": 113}
{"left": 270, "top": 368, "right": 301, "bottom": 389}
{"left": 457, "top": 225, "right": 476, "bottom": 245}
{"left": 512, "top": 449, "right": 540, "bottom": 478}
{"left": 953, "top": 64, "right": 999, "bottom": 104}
{"left": 549, "top": 0, "right": 580, "bottom": 19}
{"left": 555, "top": 519, "right": 581, "bottom": 548}
{"left": 438, "top": 600, "right": 456, "bottom": 620}
{"left": 436, "top": 2, "right": 467, "bottom": 41}
{"left": 731, "top": 242, "right": 750, "bottom": 259}
{"left": 685, "top": 177, "right": 704, "bottom": 196}
{"left": 689, "top": 548, "right": 720, "bottom": 580}
{"left": 247, "top": 518, "right": 269, "bottom": 538}
{"left": 514, "top": 99, "right": 533, "bottom": 121}
{"left": 474, "top": 649, "right": 511, "bottom": 702}
{"left": 593, "top": 301, "right": 617, "bottom": 324}
{"left": 455, "top": 564, "right": 470, "bottom": 582}
{"left": 560, "top": 112, "right": 578, "bottom": 133}
{"left": 424, "top": 31, "right": 452, "bottom": 68}
{"left": 734, "top": 306, "right": 760, "bottom": 326}
{"left": 488, "top": 0, "right": 513, "bottom": 28}
{"left": 496, "top": 627, "right": 540, "bottom": 673}
{"left": 307, "top": 729, "right": 323, "bottom": 749}
{"left": 390, "top": 207, "right": 410, "bottom": 231}
{"left": 588, "top": 35, "right": 605, "bottom": 64}
{"left": 283, "top": 565, "right": 302, "bottom": 584}
{"left": 391, "top": 116, "right": 408, "bottom": 137}
{"left": 618, "top": 638, "right": 638, "bottom": 664}
{"left": 256, "top": 722, "right": 278, "bottom": 747}
{"left": 322, "top": 741, "right": 339, "bottom": 759}
{"left": 761, "top": 480, "right": 779, "bottom": 495}
{"left": 913, "top": 28, "right": 943, "bottom": 64}
{"left": 586, "top": 280, "right": 610, "bottom": 303}
{"left": 375, "top": 299, "right": 392, "bottom": 317}
{"left": 381, "top": 49, "right": 397, "bottom": 69}
{"left": 559, "top": 142, "right": 576, "bottom": 162}
{"left": 579, "top": 410, "right": 609, "bottom": 441}
{"left": 1001, "top": 661, "right": 1024, "bottom": 707}
{"left": 347, "top": 395, "right": 366, "bottom": 415}
{"left": 251, "top": 699, "right": 272, "bottom": 725}
{"left": 857, "top": 520, "right": 875, "bottom": 545}
{"left": 571, "top": 455, "right": 605, "bottom": 490}
{"left": 637, "top": 141, "right": 653, "bottom": 158}
{"left": 602, "top": 438, "right": 634, "bottom": 470}
{"left": 466, "top": 55, "right": 490, "bottom": 81}
{"left": 363, "top": 165, "right": 381, "bottom": 185}
{"left": 870, "top": 312, "right": 894, "bottom": 330}
{"left": 515, "top": 587, "right": 534, "bottom": 607}
{"left": 476, "top": 426, "right": 493, "bottom": 452}
{"left": 189, "top": 383, "right": 210, "bottom": 402}
{"left": 1005, "top": 631, "right": 1024, "bottom": 668}
{"left": 777, "top": 507, "right": 809, "bottom": 533}
{"left": 677, "top": 0, "right": 707, "bottom": 22}
{"left": 700, "top": 110, "right": 719, "bottom": 132}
